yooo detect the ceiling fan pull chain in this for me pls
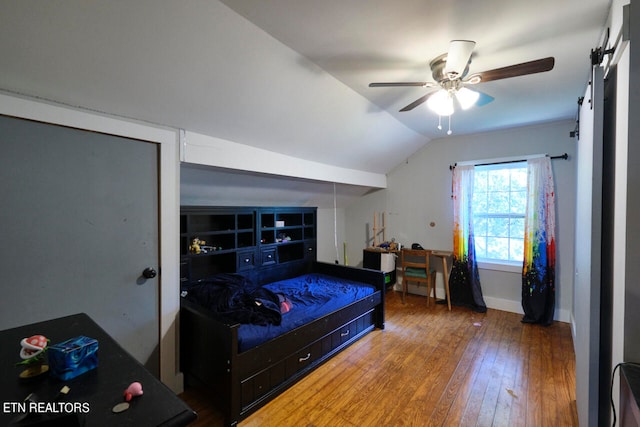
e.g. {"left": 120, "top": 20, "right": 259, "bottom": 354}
{"left": 447, "top": 115, "right": 452, "bottom": 135}
{"left": 437, "top": 115, "right": 443, "bottom": 130}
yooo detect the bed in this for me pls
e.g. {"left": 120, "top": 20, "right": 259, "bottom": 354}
{"left": 180, "top": 261, "right": 385, "bottom": 426}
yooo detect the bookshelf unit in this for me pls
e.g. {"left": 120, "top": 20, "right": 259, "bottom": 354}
{"left": 180, "top": 206, "right": 317, "bottom": 284}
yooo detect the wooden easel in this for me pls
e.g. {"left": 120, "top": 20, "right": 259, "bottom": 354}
{"left": 372, "top": 211, "right": 386, "bottom": 247}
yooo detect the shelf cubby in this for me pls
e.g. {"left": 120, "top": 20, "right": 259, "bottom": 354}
{"left": 180, "top": 206, "right": 316, "bottom": 283}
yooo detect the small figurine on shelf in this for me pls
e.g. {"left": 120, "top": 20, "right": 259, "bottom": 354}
{"left": 377, "top": 238, "right": 398, "bottom": 251}
{"left": 276, "top": 233, "right": 291, "bottom": 243}
{"left": 189, "top": 238, "right": 206, "bottom": 254}
{"left": 16, "top": 334, "right": 50, "bottom": 378}
{"left": 389, "top": 238, "right": 399, "bottom": 251}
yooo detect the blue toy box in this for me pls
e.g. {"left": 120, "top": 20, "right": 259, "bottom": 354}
{"left": 48, "top": 336, "right": 98, "bottom": 380}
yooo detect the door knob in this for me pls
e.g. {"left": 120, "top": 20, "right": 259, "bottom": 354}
{"left": 142, "top": 267, "right": 157, "bottom": 279}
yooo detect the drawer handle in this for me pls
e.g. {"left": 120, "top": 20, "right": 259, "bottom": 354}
{"left": 298, "top": 353, "right": 311, "bottom": 362}
{"left": 341, "top": 329, "right": 350, "bottom": 337}
{"left": 244, "top": 258, "right": 250, "bottom": 263}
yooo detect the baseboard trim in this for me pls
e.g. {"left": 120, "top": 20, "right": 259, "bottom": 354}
{"left": 395, "top": 284, "right": 570, "bottom": 323}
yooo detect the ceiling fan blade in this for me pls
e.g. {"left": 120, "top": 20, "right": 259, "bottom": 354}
{"left": 444, "top": 40, "right": 476, "bottom": 79}
{"left": 475, "top": 91, "right": 495, "bottom": 107}
{"left": 475, "top": 57, "right": 555, "bottom": 83}
{"left": 369, "top": 82, "right": 431, "bottom": 87}
{"left": 399, "top": 92, "right": 434, "bottom": 112}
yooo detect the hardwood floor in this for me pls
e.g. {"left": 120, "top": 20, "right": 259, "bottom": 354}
{"left": 179, "top": 290, "right": 577, "bottom": 426}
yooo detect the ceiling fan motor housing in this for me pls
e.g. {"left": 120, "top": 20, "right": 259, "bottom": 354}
{"left": 430, "top": 53, "right": 471, "bottom": 83}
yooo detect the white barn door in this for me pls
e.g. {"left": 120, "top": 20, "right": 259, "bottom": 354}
{"left": 573, "top": 66, "right": 604, "bottom": 427}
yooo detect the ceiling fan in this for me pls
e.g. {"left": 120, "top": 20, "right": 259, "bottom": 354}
{"left": 369, "top": 40, "right": 554, "bottom": 133}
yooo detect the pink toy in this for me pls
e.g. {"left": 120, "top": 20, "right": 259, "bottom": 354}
{"left": 123, "top": 382, "right": 143, "bottom": 402}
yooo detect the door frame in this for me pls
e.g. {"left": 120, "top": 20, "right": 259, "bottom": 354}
{"left": 0, "top": 93, "right": 182, "bottom": 392}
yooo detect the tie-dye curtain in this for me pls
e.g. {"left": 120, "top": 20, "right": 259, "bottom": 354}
{"left": 522, "top": 157, "right": 556, "bottom": 325}
{"left": 450, "top": 165, "right": 487, "bottom": 313}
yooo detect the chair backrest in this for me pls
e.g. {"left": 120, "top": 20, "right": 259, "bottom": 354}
{"left": 401, "top": 249, "right": 430, "bottom": 277}
{"left": 401, "top": 248, "right": 429, "bottom": 265}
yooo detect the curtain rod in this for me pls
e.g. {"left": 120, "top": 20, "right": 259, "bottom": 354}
{"left": 449, "top": 153, "right": 568, "bottom": 170}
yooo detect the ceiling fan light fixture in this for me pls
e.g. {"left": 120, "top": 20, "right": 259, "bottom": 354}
{"left": 455, "top": 87, "right": 480, "bottom": 110}
{"left": 427, "top": 89, "right": 454, "bottom": 116}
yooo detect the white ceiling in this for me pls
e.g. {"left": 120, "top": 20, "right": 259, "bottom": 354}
{"left": 0, "top": 0, "right": 609, "bottom": 176}
{"left": 222, "top": 0, "right": 610, "bottom": 135}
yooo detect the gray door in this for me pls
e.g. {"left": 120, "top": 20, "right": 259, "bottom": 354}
{"left": 0, "top": 115, "right": 159, "bottom": 374}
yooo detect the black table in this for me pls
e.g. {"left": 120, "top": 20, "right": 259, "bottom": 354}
{"left": 0, "top": 313, "right": 196, "bottom": 426}
{"left": 621, "top": 363, "right": 640, "bottom": 427}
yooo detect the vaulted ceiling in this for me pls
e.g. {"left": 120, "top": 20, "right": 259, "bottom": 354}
{"left": 222, "top": 0, "right": 609, "bottom": 138}
{"left": 0, "top": 0, "right": 609, "bottom": 177}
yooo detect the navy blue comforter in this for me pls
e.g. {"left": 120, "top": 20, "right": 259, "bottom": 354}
{"left": 239, "top": 273, "right": 375, "bottom": 351}
{"left": 183, "top": 273, "right": 375, "bottom": 352}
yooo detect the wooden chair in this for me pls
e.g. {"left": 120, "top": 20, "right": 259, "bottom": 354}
{"left": 400, "top": 248, "right": 436, "bottom": 305}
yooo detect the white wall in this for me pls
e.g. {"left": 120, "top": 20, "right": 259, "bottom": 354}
{"left": 345, "top": 120, "right": 577, "bottom": 321}
{"left": 316, "top": 207, "right": 347, "bottom": 265}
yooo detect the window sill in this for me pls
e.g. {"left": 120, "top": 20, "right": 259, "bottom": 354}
{"left": 477, "top": 260, "right": 522, "bottom": 273}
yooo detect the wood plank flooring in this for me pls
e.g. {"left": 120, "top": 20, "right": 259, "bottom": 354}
{"left": 179, "top": 290, "right": 577, "bottom": 426}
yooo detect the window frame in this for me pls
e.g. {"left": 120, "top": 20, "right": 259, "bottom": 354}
{"left": 471, "top": 161, "right": 527, "bottom": 269}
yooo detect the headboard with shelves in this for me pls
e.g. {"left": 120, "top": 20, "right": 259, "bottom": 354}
{"left": 180, "top": 206, "right": 317, "bottom": 286}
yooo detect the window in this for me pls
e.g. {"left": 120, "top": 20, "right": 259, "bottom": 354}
{"left": 472, "top": 162, "right": 527, "bottom": 264}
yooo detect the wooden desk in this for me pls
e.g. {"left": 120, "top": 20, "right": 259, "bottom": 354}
{"left": 0, "top": 313, "right": 196, "bottom": 427}
{"left": 430, "top": 250, "right": 454, "bottom": 311}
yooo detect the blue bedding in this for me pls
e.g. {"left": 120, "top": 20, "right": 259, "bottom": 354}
{"left": 237, "top": 273, "right": 375, "bottom": 352}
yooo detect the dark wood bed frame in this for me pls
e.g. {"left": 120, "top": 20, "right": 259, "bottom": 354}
{"left": 180, "top": 261, "right": 385, "bottom": 426}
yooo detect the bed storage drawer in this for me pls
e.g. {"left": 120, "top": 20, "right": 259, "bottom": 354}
{"left": 331, "top": 310, "right": 374, "bottom": 349}
{"left": 285, "top": 340, "right": 323, "bottom": 378}
{"left": 332, "top": 322, "right": 353, "bottom": 348}
{"left": 240, "top": 338, "right": 326, "bottom": 410}
{"left": 239, "top": 309, "right": 376, "bottom": 411}
{"left": 240, "top": 360, "right": 286, "bottom": 408}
